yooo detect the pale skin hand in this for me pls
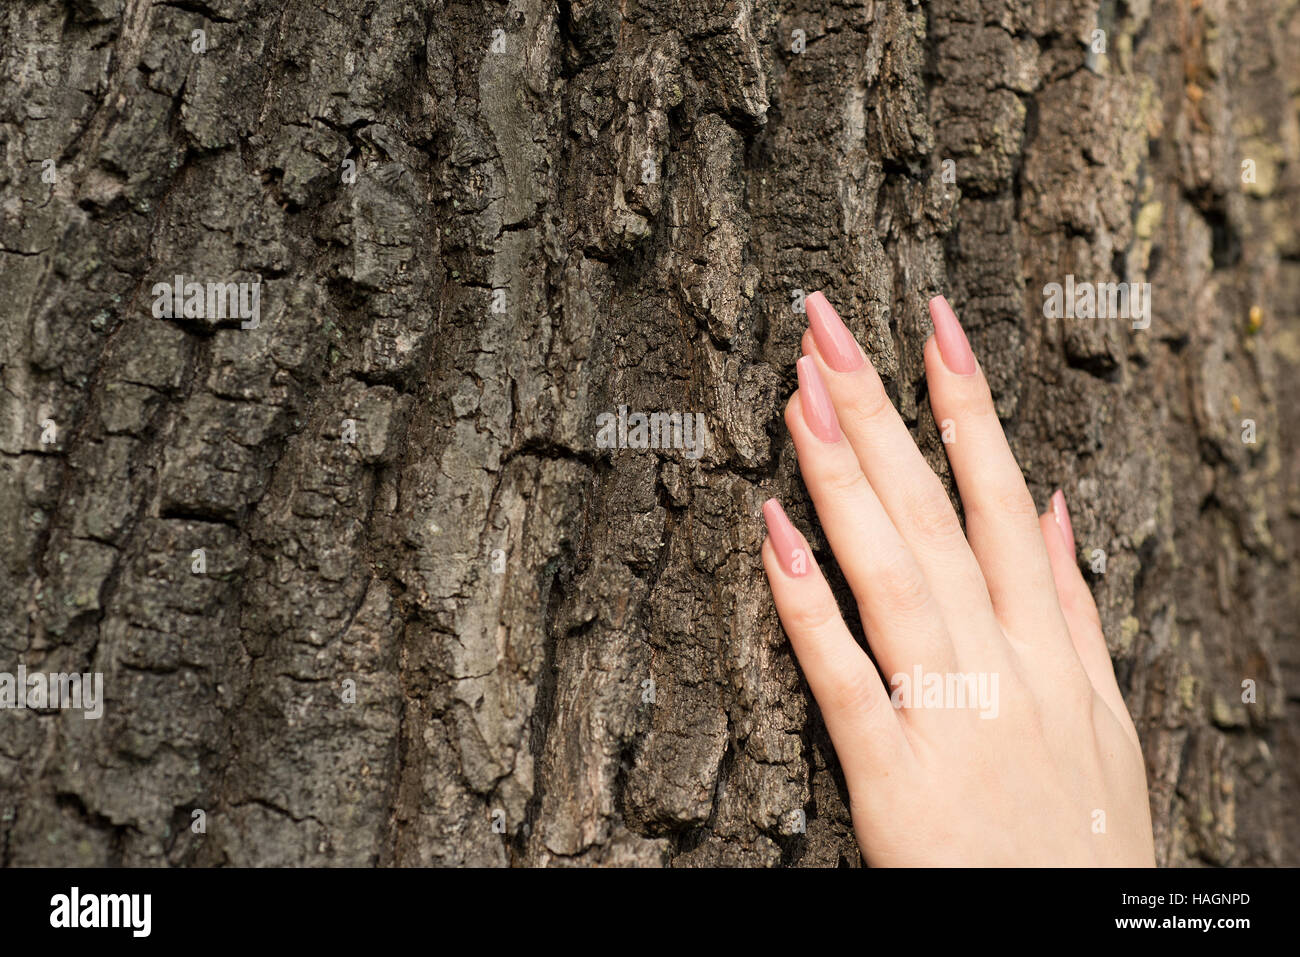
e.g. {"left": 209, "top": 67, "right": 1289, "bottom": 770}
{"left": 761, "top": 292, "right": 1156, "bottom": 867}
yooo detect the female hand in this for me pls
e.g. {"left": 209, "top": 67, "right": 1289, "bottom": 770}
{"left": 762, "top": 292, "right": 1155, "bottom": 866}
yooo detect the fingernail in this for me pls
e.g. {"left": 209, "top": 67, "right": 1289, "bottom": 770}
{"left": 763, "top": 498, "right": 811, "bottom": 577}
{"left": 797, "top": 355, "right": 841, "bottom": 443}
{"left": 805, "top": 291, "right": 864, "bottom": 372}
{"left": 929, "top": 295, "right": 976, "bottom": 375}
{"left": 1051, "top": 489, "right": 1076, "bottom": 554}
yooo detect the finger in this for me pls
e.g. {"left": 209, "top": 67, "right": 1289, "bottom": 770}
{"left": 803, "top": 293, "right": 993, "bottom": 637}
{"left": 1040, "top": 493, "right": 1140, "bottom": 747}
{"left": 922, "top": 296, "right": 1065, "bottom": 641}
{"left": 761, "top": 499, "right": 911, "bottom": 779}
{"left": 785, "top": 357, "right": 959, "bottom": 682}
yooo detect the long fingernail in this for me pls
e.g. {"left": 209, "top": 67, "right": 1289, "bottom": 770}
{"left": 763, "top": 498, "right": 810, "bottom": 577}
{"left": 929, "top": 295, "right": 976, "bottom": 375}
{"left": 805, "top": 291, "right": 864, "bottom": 372}
{"left": 1051, "top": 489, "right": 1076, "bottom": 554}
{"left": 797, "top": 355, "right": 841, "bottom": 443}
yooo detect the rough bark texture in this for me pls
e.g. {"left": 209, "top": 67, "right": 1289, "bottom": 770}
{"left": 1, "top": 0, "right": 1296, "bottom": 867}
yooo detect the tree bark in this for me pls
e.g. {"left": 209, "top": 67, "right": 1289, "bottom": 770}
{"left": 1, "top": 0, "right": 1296, "bottom": 866}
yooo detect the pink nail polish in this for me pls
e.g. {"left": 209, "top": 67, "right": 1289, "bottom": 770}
{"left": 805, "top": 291, "right": 864, "bottom": 372}
{"left": 796, "top": 355, "right": 841, "bottom": 443}
{"left": 1051, "top": 489, "right": 1076, "bottom": 554}
{"left": 763, "top": 498, "right": 811, "bottom": 577}
{"left": 929, "top": 295, "right": 976, "bottom": 375}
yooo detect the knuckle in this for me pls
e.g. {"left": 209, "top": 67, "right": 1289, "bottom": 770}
{"left": 1003, "top": 694, "right": 1045, "bottom": 736}
{"left": 869, "top": 553, "right": 932, "bottom": 619}
{"left": 816, "top": 462, "right": 872, "bottom": 501}
{"left": 826, "top": 666, "right": 884, "bottom": 719}
{"left": 1063, "top": 595, "right": 1104, "bottom": 633}
{"left": 1031, "top": 651, "right": 1096, "bottom": 713}
{"left": 903, "top": 482, "right": 966, "bottom": 550}
{"left": 1064, "top": 590, "right": 1104, "bottom": 631}
{"left": 992, "top": 671, "right": 1045, "bottom": 729}
{"left": 846, "top": 377, "right": 897, "bottom": 425}
{"left": 971, "top": 483, "right": 1040, "bottom": 525}
{"left": 1062, "top": 676, "right": 1101, "bottom": 724}
{"left": 998, "top": 485, "right": 1042, "bottom": 522}
{"left": 1058, "top": 657, "right": 1097, "bottom": 704}
{"left": 784, "top": 595, "right": 840, "bottom": 637}
{"left": 947, "top": 379, "right": 997, "bottom": 420}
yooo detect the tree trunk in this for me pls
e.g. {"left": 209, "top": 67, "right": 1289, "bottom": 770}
{"left": 1, "top": 0, "right": 1296, "bottom": 867}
